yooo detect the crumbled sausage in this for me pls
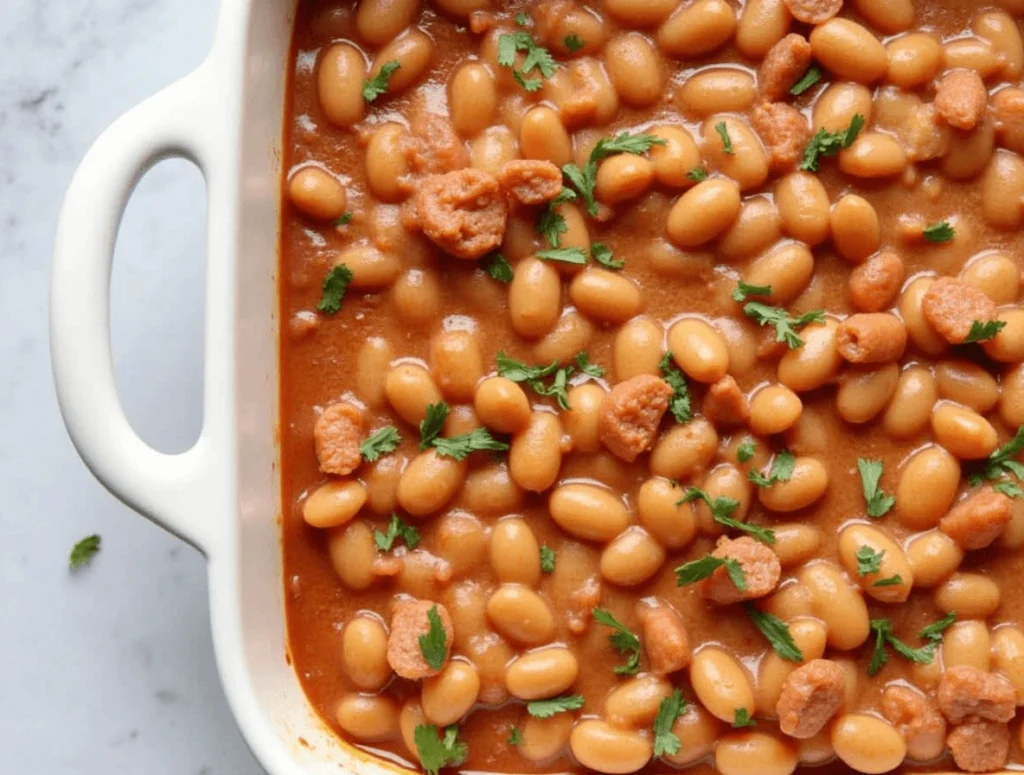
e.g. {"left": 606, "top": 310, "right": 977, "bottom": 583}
{"left": 935, "top": 70, "right": 989, "bottom": 132}
{"left": 992, "top": 87, "right": 1024, "bottom": 154}
{"left": 922, "top": 277, "right": 998, "bottom": 345}
{"left": 639, "top": 603, "right": 691, "bottom": 674}
{"left": 498, "top": 160, "right": 564, "bottom": 205}
{"left": 939, "top": 487, "right": 1013, "bottom": 551}
{"left": 414, "top": 169, "right": 508, "bottom": 260}
{"left": 387, "top": 599, "right": 454, "bottom": 680}
{"left": 848, "top": 252, "right": 905, "bottom": 312}
{"left": 758, "top": 34, "right": 813, "bottom": 102}
{"left": 567, "top": 575, "right": 601, "bottom": 635}
{"left": 598, "top": 375, "right": 673, "bottom": 462}
{"left": 783, "top": 0, "right": 842, "bottom": 24}
{"left": 776, "top": 659, "right": 846, "bottom": 739}
{"left": 881, "top": 685, "right": 947, "bottom": 762}
{"left": 948, "top": 721, "right": 1011, "bottom": 773}
{"left": 703, "top": 536, "right": 781, "bottom": 605}
{"left": 405, "top": 108, "right": 471, "bottom": 174}
{"left": 702, "top": 375, "right": 750, "bottom": 428}
{"left": 836, "top": 313, "right": 908, "bottom": 364}
{"left": 900, "top": 103, "right": 951, "bottom": 162}
{"left": 314, "top": 402, "right": 366, "bottom": 476}
{"left": 752, "top": 102, "right": 812, "bottom": 173}
{"left": 937, "top": 665, "right": 1017, "bottom": 724}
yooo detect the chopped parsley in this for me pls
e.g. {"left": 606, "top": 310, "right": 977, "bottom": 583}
{"left": 855, "top": 545, "right": 885, "bottom": 577}
{"left": 857, "top": 458, "right": 896, "bottom": 518}
{"left": 737, "top": 438, "right": 757, "bottom": 463}
{"left": 974, "top": 426, "right": 1024, "bottom": 485}
{"left": 679, "top": 488, "right": 776, "bottom": 544}
{"left": 742, "top": 302, "right": 825, "bottom": 349}
{"left": 592, "top": 608, "right": 642, "bottom": 676}
{"left": 526, "top": 694, "right": 585, "bottom": 718}
{"left": 514, "top": 11, "right": 530, "bottom": 25}
{"left": 497, "top": 30, "right": 557, "bottom": 92}
{"left": 873, "top": 575, "right": 903, "bottom": 587}
{"left": 652, "top": 689, "right": 687, "bottom": 757}
{"left": 360, "top": 426, "right": 402, "bottom": 462}
{"left": 920, "top": 611, "right": 957, "bottom": 643}
{"left": 675, "top": 555, "right": 746, "bottom": 591}
{"left": 790, "top": 65, "right": 822, "bottom": 96}
{"left": 564, "top": 33, "right": 585, "bottom": 52}
{"left": 748, "top": 451, "right": 796, "bottom": 488}
{"left": 418, "top": 605, "right": 449, "bottom": 670}
{"left": 922, "top": 221, "right": 955, "bottom": 243}
{"left": 316, "top": 264, "right": 354, "bottom": 315}
{"left": 536, "top": 246, "right": 588, "bottom": 265}
{"left": 563, "top": 132, "right": 666, "bottom": 216}
{"left": 507, "top": 727, "right": 522, "bottom": 746}
{"left": 69, "top": 534, "right": 101, "bottom": 570}
{"left": 374, "top": 514, "right": 420, "bottom": 552}
{"left": 574, "top": 351, "right": 604, "bottom": 378}
{"left": 483, "top": 253, "right": 514, "bottom": 283}
{"left": 496, "top": 352, "right": 574, "bottom": 410}
{"left": 362, "top": 61, "right": 401, "bottom": 103}
{"left": 714, "top": 121, "right": 734, "bottom": 155}
{"left": 536, "top": 188, "right": 576, "bottom": 247}
{"left": 659, "top": 352, "right": 692, "bottom": 424}
{"left": 745, "top": 603, "right": 803, "bottom": 662}
{"left": 732, "top": 708, "right": 756, "bottom": 729}
{"left": 433, "top": 428, "right": 510, "bottom": 461}
{"left": 799, "top": 114, "right": 865, "bottom": 172}
{"left": 732, "top": 281, "right": 772, "bottom": 303}
{"left": 994, "top": 479, "right": 1024, "bottom": 498}
{"left": 333, "top": 211, "right": 354, "bottom": 227}
{"left": 592, "top": 243, "right": 625, "bottom": 270}
{"left": 868, "top": 619, "right": 940, "bottom": 676}
{"left": 419, "top": 403, "right": 450, "bottom": 450}
{"left": 686, "top": 166, "right": 708, "bottom": 182}
{"left": 964, "top": 319, "right": 1006, "bottom": 343}
{"left": 540, "top": 545, "right": 556, "bottom": 573}
{"left": 414, "top": 724, "right": 468, "bottom": 775}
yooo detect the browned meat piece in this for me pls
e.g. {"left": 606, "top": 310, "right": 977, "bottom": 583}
{"left": 836, "top": 314, "right": 908, "bottom": 364}
{"left": 314, "top": 402, "right": 366, "bottom": 476}
{"left": 567, "top": 575, "right": 601, "bottom": 635}
{"left": 922, "top": 277, "right": 998, "bottom": 344}
{"left": 639, "top": 604, "right": 691, "bottom": 674}
{"left": 881, "top": 684, "right": 947, "bottom": 761}
{"left": 937, "top": 665, "right": 1017, "bottom": 724}
{"left": 703, "top": 536, "right": 781, "bottom": 605}
{"left": 387, "top": 599, "right": 454, "bottom": 680}
{"left": 752, "top": 102, "right": 812, "bottom": 173}
{"left": 405, "top": 108, "right": 470, "bottom": 174}
{"left": 935, "top": 70, "right": 990, "bottom": 132}
{"left": 939, "top": 488, "right": 1013, "bottom": 551}
{"left": 901, "top": 103, "right": 951, "bottom": 162}
{"left": 498, "top": 160, "right": 564, "bottom": 206}
{"left": 414, "top": 169, "right": 508, "bottom": 260}
{"left": 758, "top": 34, "right": 813, "bottom": 102}
{"left": 783, "top": 0, "right": 842, "bottom": 24}
{"left": 848, "top": 252, "right": 905, "bottom": 312}
{"left": 702, "top": 375, "right": 750, "bottom": 428}
{"left": 993, "top": 87, "right": 1024, "bottom": 154}
{"left": 776, "top": 659, "right": 845, "bottom": 739}
{"left": 948, "top": 721, "right": 1011, "bottom": 773}
{"left": 598, "top": 375, "right": 673, "bottom": 462}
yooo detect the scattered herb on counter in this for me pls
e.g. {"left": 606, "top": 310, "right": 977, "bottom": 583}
{"left": 745, "top": 603, "right": 803, "bottom": 662}
{"left": 362, "top": 61, "right": 401, "bottom": 103}
{"left": 374, "top": 514, "right": 420, "bottom": 552}
{"left": 799, "top": 114, "right": 864, "bottom": 172}
{"left": 742, "top": 302, "right": 825, "bottom": 349}
{"left": 922, "top": 221, "right": 955, "bottom": 243}
{"left": 527, "top": 694, "right": 585, "bottom": 718}
{"left": 857, "top": 458, "right": 896, "bottom": 518}
{"left": 675, "top": 555, "right": 746, "bottom": 591}
{"left": 69, "top": 534, "right": 101, "bottom": 570}
{"left": 749, "top": 451, "right": 796, "bottom": 488}
{"left": 418, "top": 605, "right": 449, "bottom": 670}
{"left": 360, "top": 426, "right": 402, "bottom": 462}
{"left": 964, "top": 319, "right": 1006, "bottom": 343}
{"left": 592, "top": 608, "right": 642, "bottom": 675}
{"left": 414, "top": 724, "right": 468, "bottom": 775}
{"left": 659, "top": 352, "right": 692, "bottom": 424}
{"left": 316, "top": 264, "right": 354, "bottom": 315}
{"left": 652, "top": 689, "right": 687, "bottom": 757}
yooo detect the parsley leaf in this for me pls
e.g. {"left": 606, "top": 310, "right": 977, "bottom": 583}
{"left": 333, "top": 211, "right": 353, "bottom": 227}
{"left": 920, "top": 612, "right": 957, "bottom": 643}
{"left": 419, "top": 403, "right": 450, "bottom": 449}
{"left": 868, "top": 619, "right": 937, "bottom": 677}
{"left": 652, "top": 689, "right": 687, "bottom": 757}
{"left": 562, "top": 133, "right": 666, "bottom": 216}
{"left": 564, "top": 33, "right": 585, "bottom": 51}
{"left": 496, "top": 352, "right": 573, "bottom": 410}
{"left": 515, "top": 11, "right": 530, "bottom": 25}
{"left": 873, "top": 575, "right": 903, "bottom": 587}
{"left": 69, "top": 534, "right": 101, "bottom": 570}
{"left": 593, "top": 608, "right": 642, "bottom": 676}
{"left": 732, "top": 281, "right": 772, "bottom": 303}
{"left": 964, "top": 319, "right": 1006, "bottom": 343}
{"left": 418, "top": 605, "right": 449, "bottom": 670}
{"left": 994, "top": 479, "right": 1024, "bottom": 498}
{"left": 508, "top": 727, "right": 522, "bottom": 746}
{"left": 574, "top": 351, "right": 604, "bottom": 378}
{"left": 527, "top": 694, "right": 585, "bottom": 718}
{"left": 857, "top": 458, "right": 896, "bottom": 518}
{"left": 497, "top": 30, "right": 557, "bottom": 93}
{"left": 855, "top": 545, "right": 884, "bottom": 576}
{"left": 737, "top": 438, "right": 757, "bottom": 463}
{"left": 362, "top": 61, "right": 401, "bottom": 103}
{"left": 659, "top": 352, "right": 692, "bottom": 424}
{"left": 715, "top": 121, "right": 734, "bottom": 155}
{"left": 686, "top": 166, "right": 708, "bottom": 182}
{"left": 732, "top": 708, "right": 756, "bottom": 728}
{"left": 374, "top": 513, "right": 420, "bottom": 552}
{"left": 483, "top": 253, "right": 514, "bottom": 283}
{"left": 536, "top": 188, "right": 576, "bottom": 247}
{"left": 922, "top": 221, "right": 955, "bottom": 243}
{"left": 745, "top": 604, "right": 803, "bottom": 662}
{"left": 592, "top": 243, "right": 625, "bottom": 270}
{"left": 433, "top": 428, "right": 510, "bottom": 461}
{"left": 317, "top": 264, "right": 354, "bottom": 315}
{"left": 540, "top": 545, "right": 556, "bottom": 573}
{"left": 976, "top": 426, "right": 1024, "bottom": 484}
{"left": 536, "top": 246, "right": 588, "bottom": 265}
{"left": 799, "top": 114, "right": 865, "bottom": 172}
{"left": 790, "top": 65, "right": 822, "bottom": 96}
{"left": 414, "top": 724, "right": 468, "bottom": 775}
{"left": 742, "top": 302, "right": 825, "bottom": 349}
{"left": 675, "top": 555, "right": 746, "bottom": 590}
{"left": 360, "top": 426, "right": 402, "bottom": 462}
{"left": 680, "top": 488, "right": 776, "bottom": 544}
{"left": 748, "top": 451, "right": 796, "bottom": 488}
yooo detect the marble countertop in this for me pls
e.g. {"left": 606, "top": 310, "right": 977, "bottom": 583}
{"left": 1, "top": 1, "right": 261, "bottom": 772}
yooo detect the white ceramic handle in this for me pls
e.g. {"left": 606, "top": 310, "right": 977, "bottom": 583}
{"left": 50, "top": 66, "right": 222, "bottom": 553}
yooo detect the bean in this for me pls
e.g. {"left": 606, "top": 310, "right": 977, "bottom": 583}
{"left": 343, "top": 615, "right": 392, "bottom": 691}
{"left": 520, "top": 106, "right": 572, "bottom": 166}
{"left": 838, "top": 523, "right": 914, "bottom": 603}
{"left": 549, "top": 483, "right": 631, "bottom": 542}
{"left": 935, "top": 360, "right": 1000, "bottom": 414}
{"left": 637, "top": 477, "right": 698, "bottom": 550}
{"left": 371, "top": 29, "right": 433, "bottom": 95}
{"left": 744, "top": 242, "right": 814, "bottom": 305}
{"left": 717, "top": 732, "right": 798, "bottom": 775}
{"left": 692, "top": 464, "right": 753, "bottom": 535}
{"left": 288, "top": 166, "right": 347, "bottom": 222}
{"left": 813, "top": 83, "right": 873, "bottom": 133}
{"left": 882, "top": 365, "right": 937, "bottom": 440}
{"left": 657, "top": 0, "right": 737, "bottom": 57}
{"left": 474, "top": 377, "right": 531, "bottom": 434}
{"left": 942, "top": 620, "right": 992, "bottom": 671}
{"left": 471, "top": 126, "right": 519, "bottom": 175}
{"left": 355, "top": 0, "right": 420, "bottom": 46}
{"left": 663, "top": 704, "right": 721, "bottom": 766}
{"left": 758, "top": 456, "right": 829, "bottom": 512}
{"left": 982, "top": 150, "right": 1024, "bottom": 229}
{"left": 943, "top": 36, "right": 1003, "bottom": 78}
{"left": 336, "top": 694, "right": 400, "bottom": 742}
{"left": 570, "top": 268, "right": 642, "bottom": 323}
{"left": 942, "top": 117, "right": 995, "bottom": 181}
{"left": 318, "top": 44, "right": 367, "bottom": 127}
{"left": 678, "top": 67, "right": 756, "bottom": 117}
{"left": 667, "top": 318, "right": 730, "bottom": 383}
{"left": 520, "top": 713, "right": 574, "bottom": 762}
{"left": 983, "top": 308, "right": 1024, "bottom": 363}
{"left": 906, "top": 530, "right": 964, "bottom": 588}
{"left": 830, "top": 195, "right": 880, "bottom": 262}
{"left": 604, "top": 674, "right": 674, "bottom": 727}
{"left": 736, "top": 0, "right": 790, "bottom": 59}
{"left": 992, "top": 626, "right": 1024, "bottom": 704}
{"left": 396, "top": 449, "right": 467, "bottom": 517}
{"left": 422, "top": 660, "right": 480, "bottom": 726}
{"left": 961, "top": 251, "right": 1020, "bottom": 304}
{"left": 749, "top": 384, "right": 802, "bottom": 436}
{"left": 773, "top": 524, "right": 824, "bottom": 569}
{"left": 534, "top": 310, "right": 594, "bottom": 365}
{"left": 690, "top": 647, "right": 755, "bottom": 723}
{"left": 432, "top": 0, "right": 487, "bottom": 18}
{"left": 649, "top": 419, "right": 719, "bottom": 480}
{"left": 458, "top": 463, "right": 524, "bottom": 516}
{"left": 830, "top": 714, "right": 906, "bottom": 774}
{"left": 435, "top": 514, "right": 489, "bottom": 577}
{"left": 335, "top": 246, "right": 401, "bottom": 289}
{"left": 430, "top": 330, "right": 482, "bottom": 403}
{"left": 839, "top": 132, "right": 907, "bottom": 178}
{"left": 1001, "top": 364, "right": 1024, "bottom": 427}
{"left": 303, "top": 480, "right": 367, "bottom": 529}
{"left": 509, "top": 412, "right": 564, "bottom": 493}
{"left": 570, "top": 720, "right": 653, "bottom": 775}
{"left": 718, "top": 196, "right": 782, "bottom": 261}
{"left": 800, "top": 562, "right": 870, "bottom": 650}
{"left": 757, "top": 619, "right": 828, "bottom": 714}
{"left": 778, "top": 320, "right": 843, "bottom": 393}
{"left": 600, "top": 527, "right": 666, "bottom": 586}
{"left": 775, "top": 172, "right": 830, "bottom": 246}
{"left": 604, "top": 0, "right": 678, "bottom": 26}
{"left": 490, "top": 517, "right": 542, "bottom": 586}
{"left": 854, "top": 0, "right": 913, "bottom": 33}
{"left": 605, "top": 33, "right": 663, "bottom": 108}
{"left": 836, "top": 363, "right": 900, "bottom": 425}
{"left": 896, "top": 446, "right": 961, "bottom": 530}
{"left": 935, "top": 573, "right": 1001, "bottom": 619}
{"left": 398, "top": 701, "right": 425, "bottom": 762}
{"left": 648, "top": 125, "right": 701, "bottom": 187}
{"left": 885, "top": 33, "right": 942, "bottom": 89}
{"left": 703, "top": 115, "right": 769, "bottom": 191}
{"left": 666, "top": 178, "right": 741, "bottom": 247}
{"left": 931, "top": 401, "right": 998, "bottom": 460}
{"left": 486, "top": 584, "right": 555, "bottom": 646}
{"left": 975, "top": 9, "right": 1024, "bottom": 79}
{"left": 595, "top": 155, "right": 655, "bottom": 205}
{"left": 613, "top": 316, "right": 663, "bottom": 381}
{"left": 508, "top": 258, "right": 561, "bottom": 339}
{"left": 506, "top": 647, "right": 579, "bottom": 700}
{"left": 810, "top": 20, "right": 887, "bottom": 83}
{"left": 449, "top": 63, "right": 497, "bottom": 138}
{"left": 328, "top": 521, "right": 377, "bottom": 590}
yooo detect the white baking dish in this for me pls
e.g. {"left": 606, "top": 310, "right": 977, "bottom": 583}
{"left": 49, "top": 1, "right": 401, "bottom": 773}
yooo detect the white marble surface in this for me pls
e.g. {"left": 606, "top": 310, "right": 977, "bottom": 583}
{"left": 1, "top": 1, "right": 262, "bottom": 772}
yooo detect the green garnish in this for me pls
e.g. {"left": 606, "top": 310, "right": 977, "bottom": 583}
{"left": 964, "top": 320, "right": 1006, "bottom": 343}
{"left": 873, "top": 575, "right": 903, "bottom": 587}
{"left": 975, "top": 426, "right": 1024, "bottom": 485}
{"left": 920, "top": 612, "right": 957, "bottom": 643}
{"left": 675, "top": 555, "right": 746, "bottom": 591}
{"left": 659, "top": 352, "right": 692, "bottom": 424}
{"left": 540, "top": 545, "right": 556, "bottom": 573}
{"left": 316, "top": 264, "right": 354, "bottom": 315}
{"left": 69, "top": 534, "right": 101, "bottom": 570}
{"left": 483, "top": 253, "right": 514, "bottom": 283}
{"left": 855, "top": 545, "right": 884, "bottom": 577}
{"left": 994, "top": 479, "right": 1024, "bottom": 498}
{"left": 922, "top": 221, "right": 955, "bottom": 243}
{"left": 333, "top": 211, "right": 353, "bottom": 227}
{"left": 737, "top": 438, "right": 757, "bottom": 463}
{"left": 868, "top": 619, "right": 938, "bottom": 677}
{"left": 360, "top": 426, "right": 402, "bottom": 462}
{"left": 563, "top": 33, "right": 585, "bottom": 51}
{"left": 742, "top": 302, "right": 825, "bottom": 349}
{"left": 374, "top": 514, "right": 420, "bottom": 552}
{"left": 799, "top": 114, "right": 865, "bottom": 172}
{"left": 418, "top": 605, "right": 449, "bottom": 670}
{"left": 563, "top": 133, "right": 666, "bottom": 216}
{"left": 748, "top": 451, "right": 796, "bottom": 488}
{"left": 536, "top": 188, "right": 576, "bottom": 248}
{"left": 715, "top": 121, "right": 734, "bottom": 155}
{"left": 496, "top": 352, "right": 574, "bottom": 410}
{"left": 536, "top": 246, "right": 588, "bottom": 265}
{"left": 362, "top": 61, "right": 401, "bottom": 103}
{"left": 414, "top": 725, "right": 468, "bottom": 775}
{"left": 419, "top": 403, "right": 450, "bottom": 450}
{"left": 526, "top": 694, "right": 585, "bottom": 718}
{"left": 574, "top": 352, "right": 604, "bottom": 378}
{"left": 592, "top": 608, "right": 642, "bottom": 676}
{"left": 732, "top": 708, "right": 756, "bottom": 729}
{"left": 515, "top": 11, "right": 530, "bottom": 25}
{"left": 591, "top": 243, "right": 625, "bottom": 270}
{"left": 433, "top": 428, "right": 510, "bottom": 462}
{"left": 857, "top": 458, "right": 896, "bottom": 518}
{"left": 508, "top": 727, "right": 522, "bottom": 746}
{"left": 497, "top": 30, "right": 557, "bottom": 92}
{"left": 686, "top": 166, "right": 708, "bottom": 182}
{"left": 790, "top": 65, "right": 822, "bottom": 96}
{"left": 745, "top": 603, "right": 803, "bottom": 662}
{"left": 652, "top": 689, "right": 687, "bottom": 757}
{"left": 679, "top": 488, "right": 775, "bottom": 544}
{"left": 732, "top": 281, "right": 772, "bottom": 302}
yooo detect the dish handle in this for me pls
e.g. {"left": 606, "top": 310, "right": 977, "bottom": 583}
{"left": 50, "top": 65, "right": 223, "bottom": 554}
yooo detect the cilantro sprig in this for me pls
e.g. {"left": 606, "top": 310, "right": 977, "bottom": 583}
{"left": 536, "top": 188, "right": 576, "bottom": 247}
{"left": 745, "top": 603, "right": 803, "bottom": 662}
{"left": 972, "top": 426, "right": 1024, "bottom": 486}
{"left": 593, "top": 608, "right": 642, "bottom": 675}
{"left": 362, "top": 61, "right": 401, "bottom": 103}
{"left": 563, "top": 133, "right": 666, "bottom": 216}
{"left": 799, "top": 114, "right": 865, "bottom": 172}
{"left": 737, "top": 438, "right": 757, "bottom": 463}
{"left": 659, "top": 352, "right": 692, "bottom": 424}
{"left": 652, "top": 689, "right": 687, "bottom": 757}
{"left": 414, "top": 724, "right": 467, "bottom": 775}
{"left": 592, "top": 243, "right": 625, "bottom": 270}
{"left": 855, "top": 545, "right": 884, "bottom": 577}
{"left": 679, "top": 488, "right": 775, "bottom": 544}
{"left": 540, "top": 545, "right": 556, "bottom": 573}
{"left": 742, "top": 302, "right": 825, "bottom": 349}
{"left": 857, "top": 459, "right": 895, "bottom": 518}
{"left": 526, "top": 695, "right": 585, "bottom": 718}
{"left": 732, "top": 708, "right": 756, "bottom": 728}
{"left": 317, "top": 264, "right": 354, "bottom": 315}
{"left": 433, "top": 428, "right": 509, "bottom": 461}
{"left": 419, "top": 403, "right": 450, "bottom": 449}
{"left": 70, "top": 534, "right": 101, "bottom": 570}
{"left": 374, "top": 513, "right": 420, "bottom": 552}
{"left": 419, "top": 605, "right": 449, "bottom": 670}
{"left": 732, "top": 281, "right": 772, "bottom": 302}
{"left": 675, "top": 555, "right": 746, "bottom": 590}
{"left": 360, "top": 426, "right": 402, "bottom": 462}
{"left": 749, "top": 451, "right": 795, "bottom": 488}
{"left": 868, "top": 616, "right": 956, "bottom": 677}
{"left": 922, "top": 221, "right": 955, "bottom": 243}
{"left": 790, "top": 65, "right": 822, "bottom": 96}
{"left": 497, "top": 30, "right": 557, "bottom": 92}
{"left": 496, "top": 352, "right": 580, "bottom": 409}
{"left": 964, "top": 319, "right": 1006, "bottom": 343}
{"left": 714, "top": 121, "right": 734, "bottom": 155}
{"left": 483, "top": 253, "right": 514, "bottom": 283}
